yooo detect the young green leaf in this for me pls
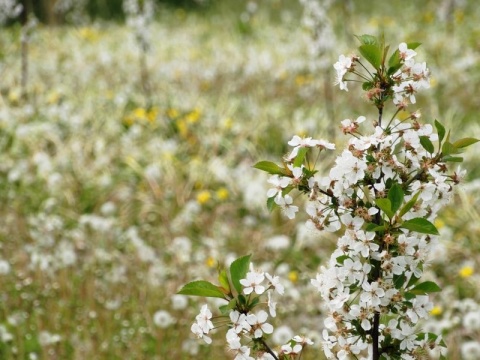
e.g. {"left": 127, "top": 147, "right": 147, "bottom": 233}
{"left": 253, "top": 161, "right": 287, "bottom": 175}
{"left": 388, "top": 183, "right": 404, "bottom": 213}
{"left": 230, "top": 254, "right": 252, "bottom": 294}
{"left": 393, "top": 273, "right": 407, "bottom": 289}
{"left": 398, "top": 191, "right": 420, "bottom": 218}
{"left": 359, "top": 44, "right": 382, "bottom": 69}
{"left": 401, "top": 218, "right": 439, "bottom": 235}
{"left": 267, "top": 196, "right": 277, "bottom": 212}
{"left": 375, "top": 198, "right": 394, "bottom": 219}
{"left": 419, "top": 136, "right": 434, "bottom": 154}
{"left": 218, "top": 269, "right": 231, "bottom": 295}
{"left": 177, "top": 280, "right": 227, "bottom": 299}
{"left": 442, "top": 155, "right": 464, "bottom": 162}
{"left": 355, "top": 34, "right": 378, "bottom": 45}
{"left": 434, "top": 119, "right": 446, "bottom": 143}
{"left": 293, "top": 147, "right": 308, "bottom": 168}
{"left": 409, "top": 281, "right": 442, "bottom": 295}
{"left": 452, "top": 137, "right": 479, "bottom": 149}
{"left": 441, "top": 141, "right": 458, "bottom": 156}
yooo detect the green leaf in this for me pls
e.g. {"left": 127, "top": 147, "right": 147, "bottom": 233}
{"left": 177, "top": 280, "right": 227, "bottom": 299}
{"left": 218, "top": 269, "right": 231, "bottom": 294}
{"left": 267, "top": 196, "right": 277, "bottom": 212}
{"left": 253, "top": 161, "right": 287, "bottom": 175}
{"left": 393, "top": 273, "right": 406, "bottom": 289}
{"left": 375, "top": 198, "right": 394, "bottom": 219}
{"left": 387, "top": 42, "right": 421, "bottom": 74}
{"left": 401, "top": 218, "right": 439, "bottom": 235}
{"left": 441, "top": 141, "right": 459, "bottom": 156}
{"left": 410, "top": 281, "right": 442, "bottom": 295}
{"left": 419, "top": 136, "right": 434, "bottom": 154}
{"left": 230, "top": 254, "right": 252, "bottom": 294}
{"left": 434, "top": 119, "right": 446, "bottom": 143}
{"left": 362, "top": 81, "right": 374, "bottom": 91}
{"left": 388, "top": 183, "right": 404, "bottom": 214}
{"left": 442, "top": 155, "right": 464, "bottom": 162}
{"left": 359, "top": 44, "right": 382, "bottom": 69}
{"left": 452, "top": 137, "right": 479, "bottom": 148}
{"left": 355, "top": 34, "right": 378, "bottom": 45}
{"left": 398, "top": 191, "right": 420, "bottom": 218}
{"left": 293, "top": 147, "right": 308, "bottom": 168}
{"left": 365, "top": 223, "right": 386, "bottom": 232}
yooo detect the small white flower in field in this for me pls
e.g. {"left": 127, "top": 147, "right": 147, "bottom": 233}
{"left": 153, "top": 310, "right": 175, "bottom": 328}
{"left": 246, "top": 310, "right": 274, "bottom": 338}
{"left": 406, "top": 295, "right": 433, "bottom": 323}
{"left": 0, "top": 325, "right": 13, "bottom": 342}
{"left": 272, "top": 325, "right": 294, "bottom": 345}
{"left": 463, "top": 310, "right": 480, "bottom": 330}
{"left": 275, "top": 194, "right": 299, "bottom": 219}
{"left": 240, "top": 270, "right": 265, "bottom": 295}
{"left": 398, "top": 43, "right": 417, "bottom": 61}
{"left": 0, "top": 259, "right": 11, "bottom": 275}
{"left": 266, "top": 175, "right": 290, "bottom": 198}
{"left": 38, "top": 331, "right": 61, "bottom": 346}
{"left": 461, "top": 341, "right": 480, "bottom": 360}
{"left": 171, "top": 294, "right": 188, "bottom": 310}
{"left": 265, "top": 273, "right": 284, "bottom": 295}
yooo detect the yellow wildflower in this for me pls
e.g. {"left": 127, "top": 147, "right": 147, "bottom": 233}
{"left": 206, "top": 257, "right": 215, "bottom": 268}
{"left": 216, "top": 188, "right": 229, "bottom": 201}
{"left": 459, "top": 266, "right": 474, "bottom": 278}
{"left": 288, "top": 270, "right": 298, "bottom": 283}
{"left": 133, "top": 107, "right": 147, "bottom": 120}
{"left": 197, "top": 190, "right": 211, "bottom": 205}
{"left": 186, "top": 108, "right": 201, "bottom": 124}
{"left": 147, "top": 107, "right": 159, "bottom": 123}
{"left": 430, "top": 306, "right": 443, "bottom": 316}
{"left": 167, "top": 108, "right": 179, "bottom": 119}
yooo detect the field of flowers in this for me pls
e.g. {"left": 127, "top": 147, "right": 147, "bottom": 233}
{"left": 1, "top": 1, "right": 480, "bottom": 359}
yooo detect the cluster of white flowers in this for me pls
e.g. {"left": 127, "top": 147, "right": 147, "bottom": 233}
{"left": 266, "top": 135, "right": 335, "bottom": 220}
{"left": 190, "top": 264, "right": 316, "bottom": 359}
{"left": 391, "top": 43, "right": 431, "bottom": 107}
{"left": 267, "top": 42, "right": 458, "bottom": 359}
{"left": 334, "top": 42, "right": 431, "bottom": 109}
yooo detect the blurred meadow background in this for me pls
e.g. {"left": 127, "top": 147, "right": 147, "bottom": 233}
{"left": 1, "top": 0, "right": 480, "bottom": 359}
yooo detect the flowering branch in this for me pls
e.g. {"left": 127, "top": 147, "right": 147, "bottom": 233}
{"left": 180, "top": 34, "right": 478, "bottom": 360}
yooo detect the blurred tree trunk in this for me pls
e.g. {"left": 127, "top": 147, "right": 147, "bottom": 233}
{"left": 42, "top": 0, "right": 57, "bottom": 24}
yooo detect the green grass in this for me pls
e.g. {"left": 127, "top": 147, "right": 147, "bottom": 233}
{"left": 0, "top": 2, "right": 479, "bottom": 359}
